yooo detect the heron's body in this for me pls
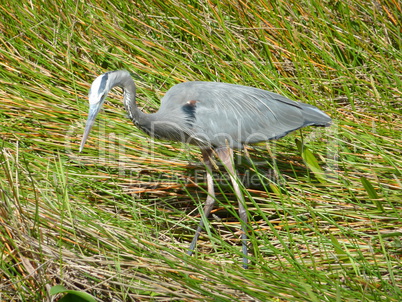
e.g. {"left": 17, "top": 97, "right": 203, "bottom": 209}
{"left": 130, "top": 81, "right": 330, "bottom": 148}
{"left": 80, "top": 70, "right": 332, "bottom": 268}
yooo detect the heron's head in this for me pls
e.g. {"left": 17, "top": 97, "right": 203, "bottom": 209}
{"left": 79, "top": 70, "right": 133, "bottom": 152}
{"left": 87, "top": 71, "right": 127, "bottom": 105}
{"left": 79, "top": 71, "right": 125, "bottom": 152}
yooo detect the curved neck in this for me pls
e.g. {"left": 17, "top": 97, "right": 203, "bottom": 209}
{"left": 117, "top": 75, "right": 146, "bottom": 127}
{"left": 111, "top": 71, "right": 175, "bottom": 140}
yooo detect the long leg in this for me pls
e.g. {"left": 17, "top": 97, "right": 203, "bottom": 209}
{"left": 215, "top": 147, "right": 248, "bottom": 269}
{"left": 187, "top": 148, "right": 216, "bottom": 255}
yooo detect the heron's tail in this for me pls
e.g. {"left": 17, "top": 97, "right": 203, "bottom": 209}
{"left": 301, "top": 104, "right": 332, "bottom": 127}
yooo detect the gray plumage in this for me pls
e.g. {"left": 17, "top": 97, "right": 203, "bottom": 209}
{"left": 158, "top": 81, "right": 331, "bottom": 147}
{"left": 80, "top": 70, "right": 332, "bottom": 268}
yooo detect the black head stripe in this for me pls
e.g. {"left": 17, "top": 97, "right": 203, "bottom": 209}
{"left": 99, "top": 72, "right": 109, "bottom": 93}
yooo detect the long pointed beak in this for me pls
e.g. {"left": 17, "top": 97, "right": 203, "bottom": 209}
{"left": 79, "top": 102, "right": 103, "bottom": 152}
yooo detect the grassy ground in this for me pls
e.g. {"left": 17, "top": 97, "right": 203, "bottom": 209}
{"left": 0, "top": 0, "right": 401, "bottom": 301}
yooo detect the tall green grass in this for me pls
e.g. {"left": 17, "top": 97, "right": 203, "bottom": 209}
{"left": 1, "top": 0, "right": 401, "bottom": 301}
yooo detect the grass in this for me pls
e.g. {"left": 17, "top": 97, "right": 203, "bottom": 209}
{"left": 0, "top": 0, "right": 401, "bottom": 300}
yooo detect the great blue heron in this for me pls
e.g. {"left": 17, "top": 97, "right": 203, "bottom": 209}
{"left": 79, "top": 70, "right": 332, "bottom": 268}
